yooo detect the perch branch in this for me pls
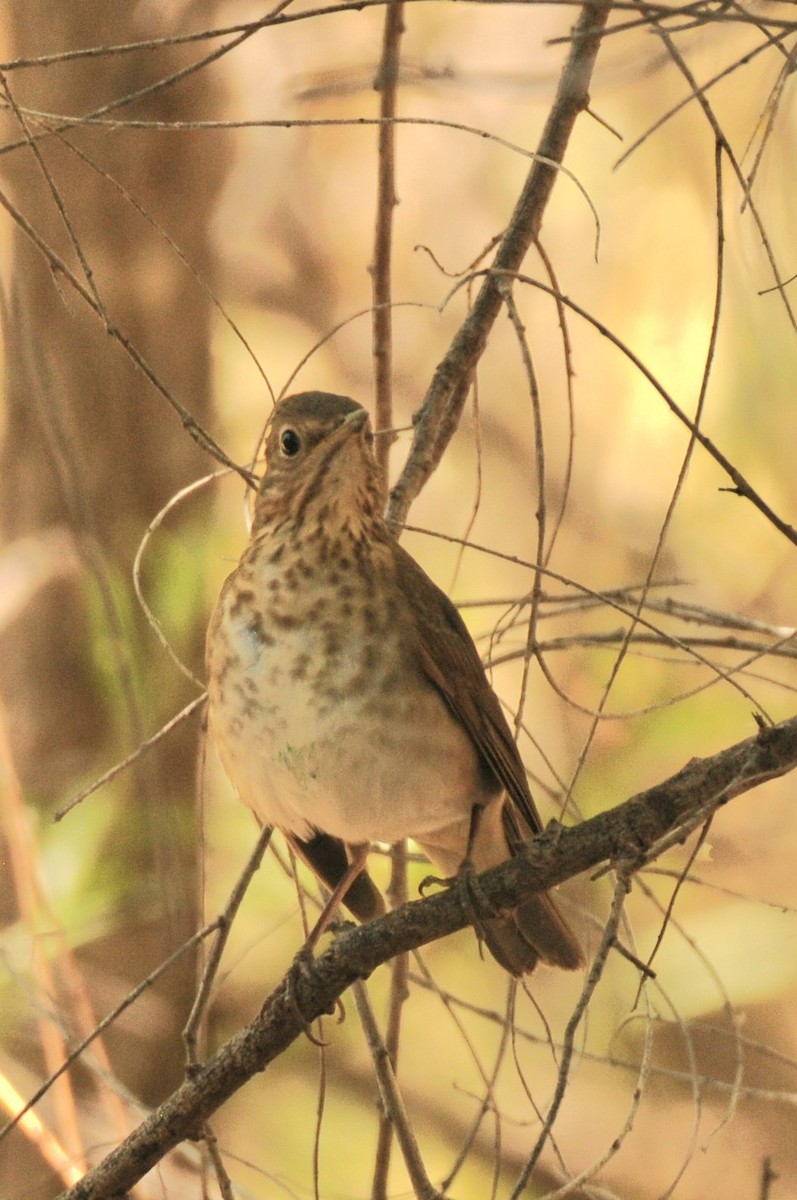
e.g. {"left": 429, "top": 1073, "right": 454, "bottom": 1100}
{"left": 57, "top": 713, "right": 797, "bottom": 1199}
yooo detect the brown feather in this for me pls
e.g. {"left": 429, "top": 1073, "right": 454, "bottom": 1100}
{"left": 290, "top": 831, "right": 386, "bottom": 923}
{"left": 394, "top": 543, "right": 584, "bottom": 972}
{"left": 393, "top": 545, "right": 543, "bottom": 827}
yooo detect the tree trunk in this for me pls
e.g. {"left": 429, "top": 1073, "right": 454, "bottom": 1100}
{"left": 0, "top": 8, "right": 227, "bottom": 1178}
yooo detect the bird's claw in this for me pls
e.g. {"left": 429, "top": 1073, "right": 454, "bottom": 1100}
{"left": 283, "top": 944, "right": 330, "bottom": 1046}
{"left": 458, "top": 858, "right": 501, "bottom": 921}
{"left": 419, "top": 871, "right": 453, "bottom": 896}
{"left": 420, "top": 859, "right": 500, "bottom": 927}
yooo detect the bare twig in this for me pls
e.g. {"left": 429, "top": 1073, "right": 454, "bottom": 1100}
{"left": 483, "top": 272, "right": 797, "bottom": 549}
{"left": 133, "top": 472, "right": 223, "bottom": 688}
{"left": 0, "top": 183, "right": 253, "bottom": 484}
{"left": 649, "top": 14, "right": 797, "bottom": 331}
{"left": 403, "top": 524, "right": 777, "bottom": 719}
{"left": 760, "top": 1155, "right": 779, "bottom": 1200}
{"left": 372, "top": 839, "right": 411, "bottom": 1200}
{"left": 183, "top": 825, "right": 273, "bottom": 1065}
{"left": 495, "top": 280, "right": 546, "bottom": 743}
{"left": 55, "top": 713, "right": 797, "bottom": 1199}
{"left": 559, "top": 133, "right": 727, "bottom": 805}
{"left": 510, "top": 868, "right": 645, "bottom": 1198}
{"left": 412, "top": 950, "right": 509, "bottom": 1194}
{"left": 0, "top": 922, "right": 220, "bottom": 1146}
{"left": 55, "top": 695, "right": 207, "bottom": 821}
{"left": 353, "top": 979, "right": 444, "bottom": 1200}
{"left": 371, "top": 0, "right": 405, "bottom": 488}
{"left": 386, "top": 0, "right": 611, "bottom": 527}
{"left": 202, "top": 1122, "right": 236, "bottom": 1200}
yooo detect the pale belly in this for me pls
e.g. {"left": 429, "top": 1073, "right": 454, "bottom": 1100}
{"left": 207, "top": 572, "right": 497, "bottom": 846}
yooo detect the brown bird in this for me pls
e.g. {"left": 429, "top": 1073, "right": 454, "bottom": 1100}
{"left": 206, "top": 391, "right": 583, "bottom": 974}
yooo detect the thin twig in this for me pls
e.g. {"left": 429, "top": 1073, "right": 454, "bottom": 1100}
{"left": 411, "top": 950, "right": 508, "bottom": 1194}
{"left": 444, "top": 984, "right": 513, "bottom": 1197}
{"left": 760, "top": 1156, "right": 779, "bottom": 1200}
{"left": 0, "top": 922, "right": 220, "bottom": 1146}
{"left": 481, "top": 271, "right": 797, "bottom": 548}
{"left": 533, "top": 237, "right": 576, "bottom": 559}
{"left": 509, "top": 867, "right": 632, "bottom": 1197}
{"left": 0, "top": 182, "right": 253, "bottom": 484}
{"left": 495, "top": 280, "right": 546, "bottom": 744}
{"left": 539, "top": 985, "right": 654, "bottom": 1199}
{"left": 372, "top": 839, "right": 410, "bottom": 1200}
{"left": 386, "top": 0, "right": 611, "bottom": 527}
{"left": 0, "top": 72, "right": 107, "bottom": 321}
{"left": 202, "top": 1122, "right": 236, "bottom": 1200}
{"left": 403, "top": 523, "right": 776, "bottom": 718}
{"left": 53, "top": 713, "right": 797, "bottom": 1199}
{"left": 0, "top": 0, "right": 794, "bottom": 83}
{"left": 559, "top": 133, "right": 727, "bottom": 807}
{"left": 650, "top": 14, "right": 797, "bottom": 331}
{"left": 183, "top": 825, "right": 274, "bottom": 1064}
{"left": 371, "top": 0, "right": 405, "bottom": 490}
{"left": 614, "top": 30, "right": 787, "bottom": 170}
{"left": 133, "top": 473, "right": 221, "bottom": 689}
{"left": 55, "top": 694, "right": 207, "bottom": 821}
{"left": 406, "top": 970, "right": 797, "bottom": 1104}
{"left": 353, "top": 979, "right": 444, "bottom": 1200}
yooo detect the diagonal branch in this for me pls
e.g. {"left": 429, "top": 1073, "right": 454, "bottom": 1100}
{"left": 386, "top": 0, "right": 611, "bottom": 526}
{"left": 58, "top": 712, "right": 797, "bottom": 1200}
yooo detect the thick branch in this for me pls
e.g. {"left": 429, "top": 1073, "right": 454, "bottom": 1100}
{"left": 387, "top": 1, "right": 611, "bottom": 526}
{"left": 58, "top": 713, "right": 797, "bottom": 1200}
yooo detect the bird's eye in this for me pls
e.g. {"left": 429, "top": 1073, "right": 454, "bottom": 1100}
{"left": 279, "top": 428, "right": 302, "bottom": 458}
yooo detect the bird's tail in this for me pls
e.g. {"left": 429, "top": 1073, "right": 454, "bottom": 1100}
{"left": 417, "top": 798, "right": 584, "bottom": 975}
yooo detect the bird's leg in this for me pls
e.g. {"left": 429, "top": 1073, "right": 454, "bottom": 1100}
{"left": 420, "top": 802, "right": 484, "bottom": 892}
{"left": 456, "top": 804, "right": 501, "bottom": 927}
{"left": 296, "top": 840, "right": 371, "bottom": 959}
{"left": 285, "top": 842, "right": 370, "bottom": 1041}
{"left": 461, "top": 800, "right": 482, "bottom": 873}
{"left": 419, "top": 805, "right": 499, "bottom": 956}
{"left": 419, "top": 805, "right": 498, "bottom": 908}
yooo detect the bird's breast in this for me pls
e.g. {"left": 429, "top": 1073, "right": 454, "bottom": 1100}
{"left": 206, "top": 532, "right": 495, "bottom": 844}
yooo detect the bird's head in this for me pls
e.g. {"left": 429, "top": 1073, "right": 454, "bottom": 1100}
{"left": 254, "top": 391, "right": 383, "bottom": 539}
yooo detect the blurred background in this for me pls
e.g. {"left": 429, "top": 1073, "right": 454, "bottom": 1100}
{"left": 1, "top": 2, "right": 796, "bottom": 1197}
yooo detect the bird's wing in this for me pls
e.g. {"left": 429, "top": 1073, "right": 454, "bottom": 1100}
{"left": 393, "top": 542, "right": 544, "bottom": 838}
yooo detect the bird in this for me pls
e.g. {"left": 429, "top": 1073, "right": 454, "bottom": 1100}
{"left": 205, "top": 390, "right": 583, "bottom": 974}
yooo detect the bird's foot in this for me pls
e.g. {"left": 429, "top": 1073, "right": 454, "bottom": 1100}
{"left": 283, "top": 944, "right": 330, "bottom": 1046}
{"left": 418, "top": 871, "right": 451, "bottom": 896}
{"left": 420, "top": 858, "right": 500, "bottom": 955}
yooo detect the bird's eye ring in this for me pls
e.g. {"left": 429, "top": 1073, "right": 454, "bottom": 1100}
{"left": 279, "top": 428, "right": 302, "bottom": 458}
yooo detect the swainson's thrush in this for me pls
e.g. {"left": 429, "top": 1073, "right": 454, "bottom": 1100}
{"left": 206, "top": 391, "right": 583, "bottom": 974}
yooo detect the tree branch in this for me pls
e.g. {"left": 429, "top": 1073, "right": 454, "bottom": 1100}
{"left": 387, "top": 0, "right": 611, "bottom": 526}
{"left": 58, "top": 713, "right": 797, "bottom": 1199}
